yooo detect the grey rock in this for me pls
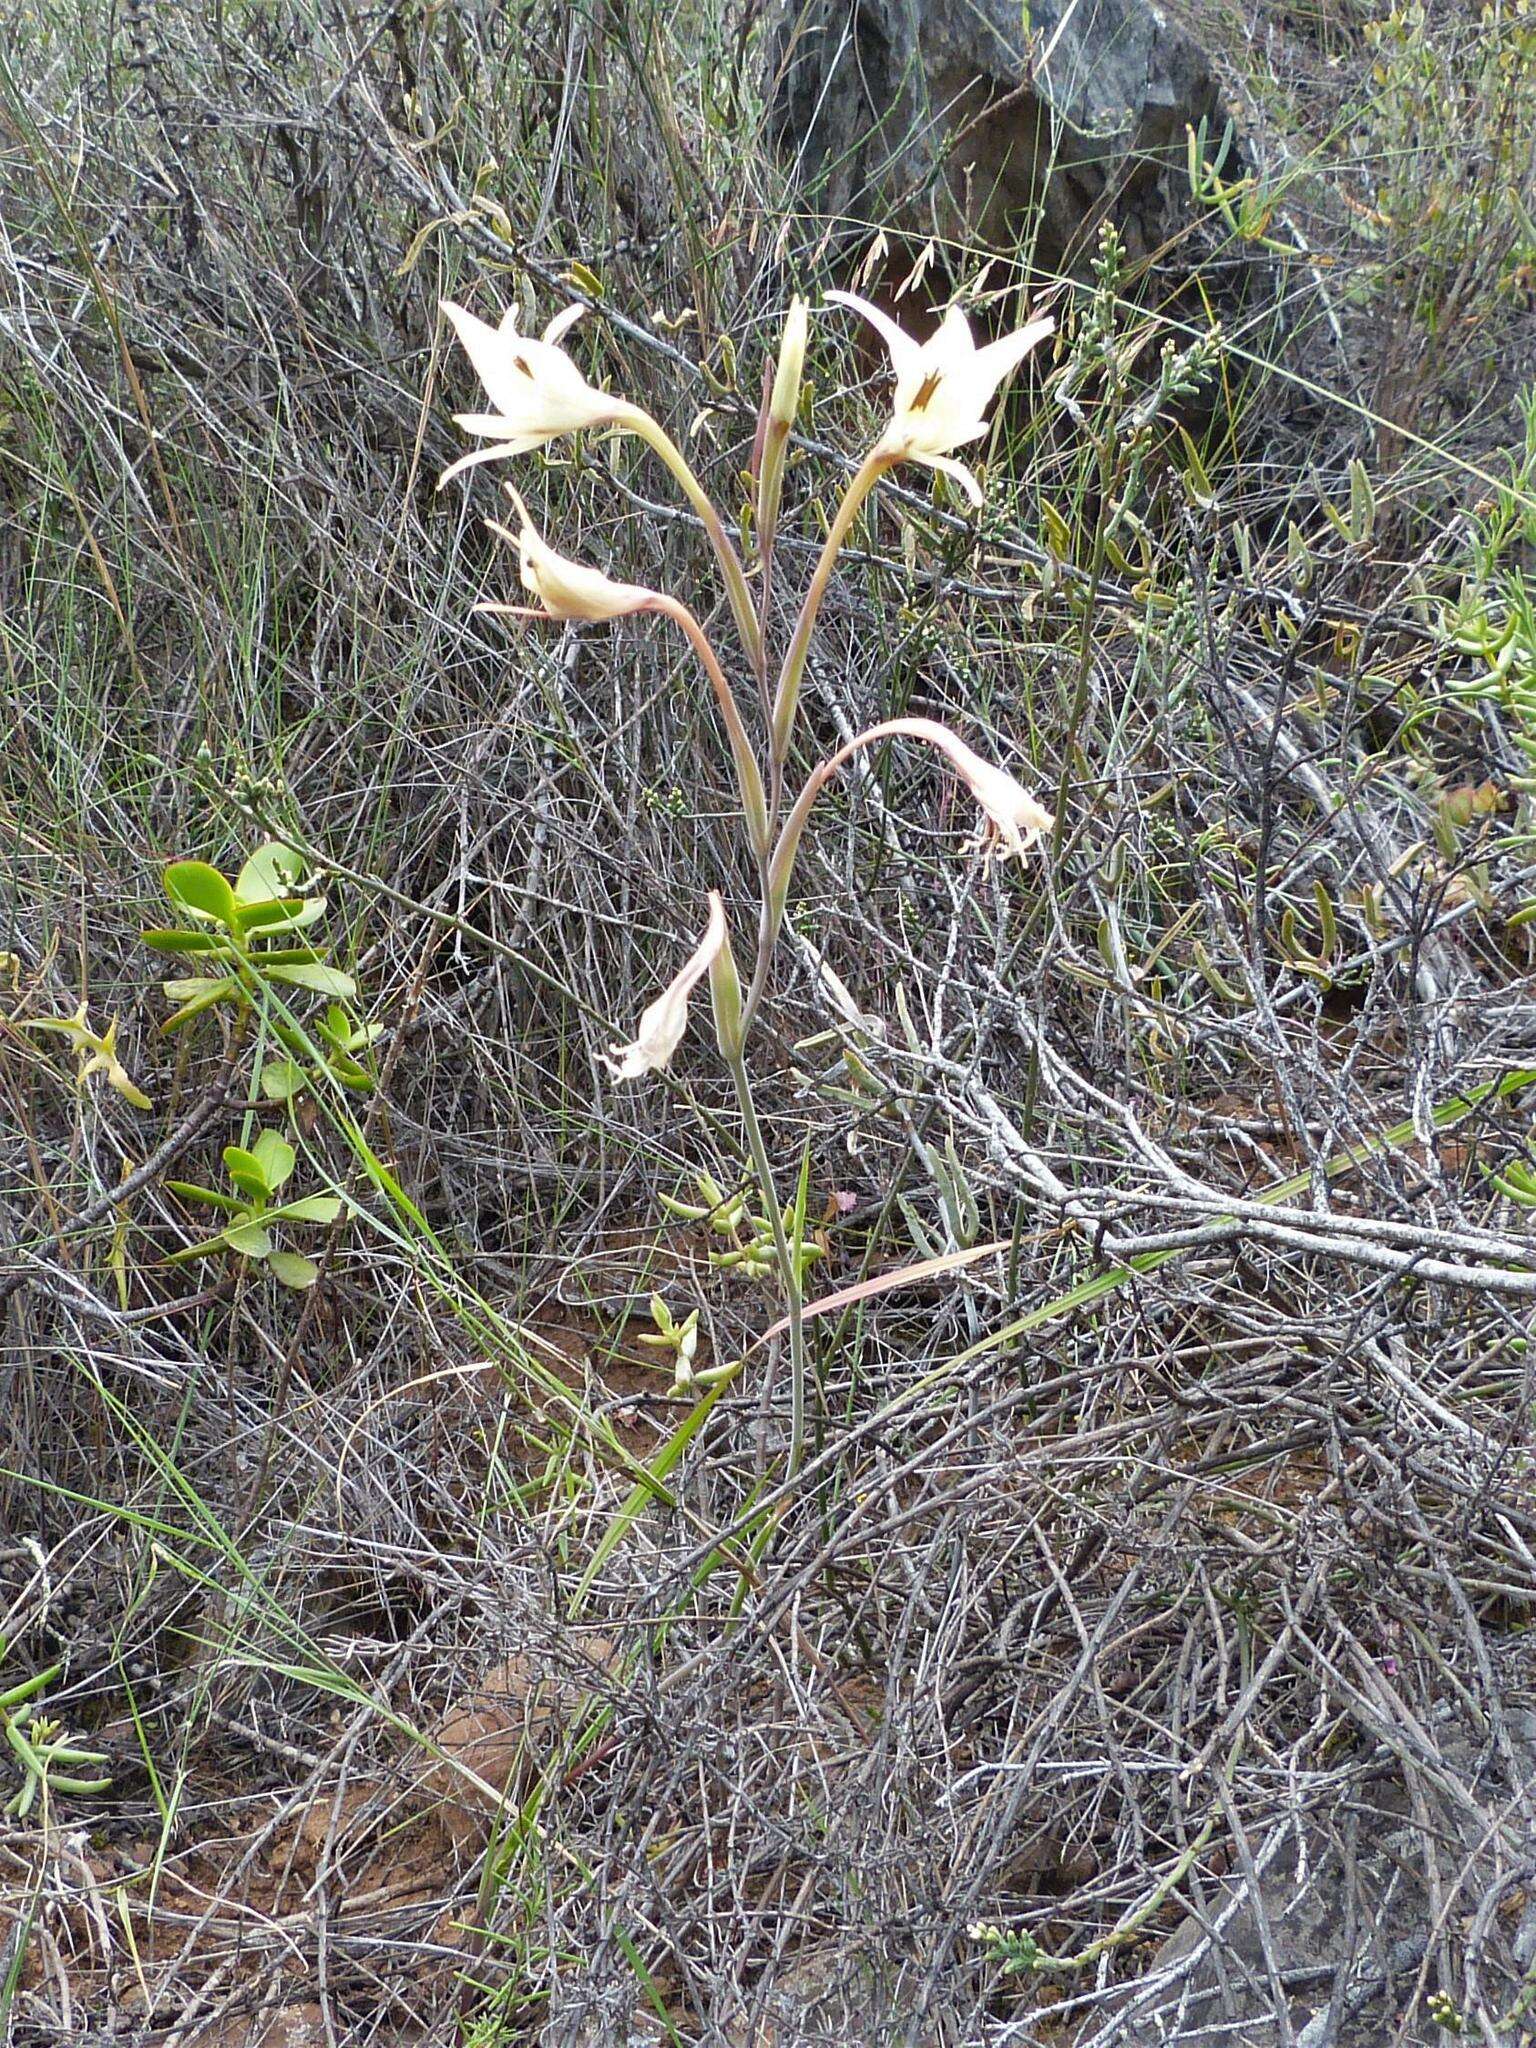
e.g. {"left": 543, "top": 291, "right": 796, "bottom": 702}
{"left": 765, "top": 0, "right": 1236, "bottom": 268}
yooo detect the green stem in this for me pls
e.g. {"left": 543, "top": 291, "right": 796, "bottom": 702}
{"left": 770, "top": 446, "right": 892, "bottom": 764}
{"left": 626, "top": 408, "right": 764, "bottom": 684}
{"left": 742, "top": 716, "right": 936, "bottom": 1034}
{"left": 648, "top": 594, "right": 769, "bottom": 862}
{"left": 727, "top": 1049, "right": 808, "bottom": 1484}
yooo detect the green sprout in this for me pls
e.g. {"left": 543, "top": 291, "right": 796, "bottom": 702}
{"left": 167, "top": 1128, "right": 343, "bottom": 1290}
{"left": 0, "top": 1644, "right": 111, "bottom": 1821}
{"left": 142, "top": 840, "right": 356, "bottom": 1032}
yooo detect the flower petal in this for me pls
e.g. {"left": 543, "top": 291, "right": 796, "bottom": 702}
{"left": 927, "top": 303, "right": 979, "bottom": 377}
{"left": 971, "top": 314, "right": 1055, "bottom": 396}
{"left": 440, "top": 299, "right": 532, "bottom": 419}
{"left": 438, "top": 440, "right": 524, "bottom": 489}
{"left": 914, "top": 451, "right": 986, "bottom": 505}
{"left": 542, "top": 302, "right": 588, "bottom": 347}
{"left": 825, "top": 288, "right": 921, "bottom": 383}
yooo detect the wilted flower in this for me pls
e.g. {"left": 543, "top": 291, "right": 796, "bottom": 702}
{"left": 769, "top": 716, "right": 1052, "bottom": 935}
{"left": 485, "top": 489, "right": 656, "bottom": 621}
{"left": 826, "top": 290, "right": 1053, "bottom": 504}
{"left": 604, "top": 893, "right": 728, "bottom": 1080}
{"left": 883, "top": 716, "right": 1055, "bottom": 863}
{"left": 438, "top": 299, "right": 638, "bottom": 485}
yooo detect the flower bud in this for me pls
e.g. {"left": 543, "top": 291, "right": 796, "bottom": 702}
{"left": 706, "top": 915, "right": 745, "bottom": 1061}
{"left": 755, "top": 295, "right": 807, "bottom": 561}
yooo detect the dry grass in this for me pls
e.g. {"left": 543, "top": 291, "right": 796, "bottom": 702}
{"left": 2, "top": 1, "right": 1536, "bottom": 2042}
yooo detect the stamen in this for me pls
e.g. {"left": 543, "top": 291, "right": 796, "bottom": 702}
{"left": 912, "top": 370, "right": 943, "bottom": 411}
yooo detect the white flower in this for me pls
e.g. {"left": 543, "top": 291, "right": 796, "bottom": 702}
{"left": 604, "top": 893, "right": 727, "bottom": 1080}
{"left": 826, "top": 290, "right": 1053, "bottom": 504}
{"left": 438, "top": 299, "right": 636, "bottom": 485}
{"left": 484, "top": 489, "right": 655, "bottom": 622}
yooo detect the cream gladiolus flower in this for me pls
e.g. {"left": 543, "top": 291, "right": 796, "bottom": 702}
{"left": 604, "top": 893, "right": 728, "bottom": 1080}
{"left": 485, "top": 490, "right": 655, "bottom": 621}
{"left": 763, "top": 715, "right": 1052, "bottom": 970}
{"left": 438, "top": 299, "right": 636, "bottom": 485}
{"left": 825, "top": 290, "right": 1053, "bottom": 504}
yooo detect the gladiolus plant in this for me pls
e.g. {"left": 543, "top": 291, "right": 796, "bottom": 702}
{"left": 439, "top": 284, "right": 1054, "bottom": 1481}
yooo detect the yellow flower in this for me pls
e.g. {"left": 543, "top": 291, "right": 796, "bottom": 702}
{"left": 604, "top": 894, "right": 727, "bottom": 1080}
{"left": 825, "top": 290, "right": 1053, "bottom": 504}
{"left": 27, "top": 1003, "right": 153, "bottom": 1110}
{"left": 438, "top": 299, "right": 638, "bottom": 485}
{"left": 484, "top": 490, "right": 656, "bottom": 622}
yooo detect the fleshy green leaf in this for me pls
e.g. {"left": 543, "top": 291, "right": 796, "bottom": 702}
{"left": 165, "top": 1180, "right": 243, "bottom": 1213}
{"left": 265, "top": 963, "right": 357, "bottom": 999}
{"left": 222, "top": 1145, "right": 272, "bottom": 1200}
{"left": 168, "top": 1232, "right": 242, "bottom": 1263}
{"left": 223, "top": 1219, "right": 273, "bottom": 1258}
{"left": 273, "top": 1195, "right": 343, "bottom": 1225}
{"left": 161, "top": 975, "right": 238, "bottom": 1002}
{"left": 260, "top": 1058, "right": 308, "bottom": 1102}
{"left": 164, "top": 861, "right": 239, "bottom": 928}
{"left": 232, "top": 895, "right": 321, "bottom": 936}
{"left": 160, "top": 977, "right": 243, "bottom": 1031}
{"left": 140, "top": 929, "right": 229, "bottom": 955}
{"left": 234, "top": 842, "right": 307, "bottom": 905}
{"left": 249, "top": 1130, "right": 296, "bottom": 1191}
{"left": 328, "top": 1053, "right": 375, "bottom": 1092}
{"left": 266, "top": 1250, "right": 319, "bottom": 1290}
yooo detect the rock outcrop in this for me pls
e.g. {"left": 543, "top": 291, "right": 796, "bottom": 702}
{"left": 766, "top": 0, "right": 1236, "bottom": 269}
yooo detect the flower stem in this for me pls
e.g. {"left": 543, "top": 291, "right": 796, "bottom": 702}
{"left": 648, "top": 595, "right": 769, "bottom": 861}
{"left": 770, "top": 446, "right": 892, "bottom": 763}
{"left": 626, "top": 408, "right": 764, "bottom": 683}
{"left": 726, "top": 1047, "right": 808, "bottom": 1484}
